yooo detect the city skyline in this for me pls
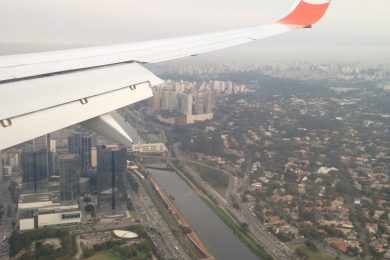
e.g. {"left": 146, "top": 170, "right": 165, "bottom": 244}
{"left": 0, "top": 0, "right": 389, "bottom": 63}
{"left": 0, "top": 2, "right": 389, "bottom": 259}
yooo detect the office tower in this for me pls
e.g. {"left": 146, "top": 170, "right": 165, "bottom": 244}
{"left": 48, "top": 152, "right": 56, "bottom": 177}
{"left": 21, "top": 150, "right": 49, "bottom": 192}
{"left": 32, "top": 135, "right": 50, "bottom": 152}
{"left": 49, "top": 140, "right": 57, "bottom": 153}
{"left": 175, "top": 81, "right": 185, "bottom": 92}
{"left": 68, "top": 133, "right": 92, "bottom": 175}
{"left": 97, "top": 145, "right": 127, "bottom": 210}
{"left": 46, "top": 139, "right": 57, "bottom": 177}
{"left": 150, "top": 88, "right": 162, "bottom": 112}
{"left": 205, "top": 91, "right": 215, "bottom": 114}
{"left": 160, "top": 91, "right": 170, "bottom": 111}
{"left": 178, "top": 93, "right": 193, "bottom": 116}
{"left": 193, "top": 93, "right": 205, "bottom": 114}
{"left": 225, "top": 81, "right": 233, "bottom": 95}
{"left": 8, "top": 153, "right": 20, "bottom": 169}
{"left": 90, "top": 147, "right": 98, "bottom": 169}
{"left": 58, "top": 154, "right": 81, "bottom": 201}
{"left": 161, "top": 90, "right": 177, "bottom": 111}
{"left": 30, "top": 134, "right": 54, "bottom": 176}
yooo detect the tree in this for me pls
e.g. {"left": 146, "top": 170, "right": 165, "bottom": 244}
{"left": 241, "top": 222, "right": 249, "bottom": 232}
{"left": 295, "top": 247, "right": 308, "bottom": 260}
{"left": 128, "top": 174, "right": 139, "bottom": 193}
{"left": 336, "top": 181, "right": 354, "bottom": 196}
{"left": 305, "top": 240, "right": 318, "bottom": 252}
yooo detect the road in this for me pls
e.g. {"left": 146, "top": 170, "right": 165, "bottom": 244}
{"left": 229, "top": 168, "right": 296, "bottom": 260}
{"left": 173, "top": 142, "right": 296, "bottom": 260}
{"left": 74, "top": 235, "right": 83, "bottom": 260}
{"left": 126, "top": 110, "right": 296, "bottom": 260}
{"left": 122, "top": 168, "right": 191, "bottom": 260}
{"left": 68, "top": 219, "right": 139, "bottom": 235}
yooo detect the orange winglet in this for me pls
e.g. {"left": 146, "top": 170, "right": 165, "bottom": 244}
{"left": 278, "top": 1, "right": 331, "bottom": 27}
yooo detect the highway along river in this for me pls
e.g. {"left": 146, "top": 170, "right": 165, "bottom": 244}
{"left": 148, "top": 168, "right": 259, "bottom": 260}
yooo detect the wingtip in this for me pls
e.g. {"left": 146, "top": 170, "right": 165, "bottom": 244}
{"left": 277, "top": 0, "right": 331, "bottom": 28}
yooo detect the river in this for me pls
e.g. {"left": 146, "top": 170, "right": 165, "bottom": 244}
{"left": 148, "top": 168, "right": 259, "bottom": 260}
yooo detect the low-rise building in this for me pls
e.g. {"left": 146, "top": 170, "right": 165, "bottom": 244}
{"left": 131, "top": 143, "right": 168, "bottom": 154}
{"left": 18, "top": 192, "right": 81, "bottom": 231}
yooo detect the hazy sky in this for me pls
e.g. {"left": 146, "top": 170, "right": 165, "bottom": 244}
{"left": 0, "top": 0, "right": 389, "bottom": 63}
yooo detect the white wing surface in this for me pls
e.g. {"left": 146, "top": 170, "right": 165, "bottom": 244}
{"left": 0, "top": 0, "right": 331, "bottom": 150}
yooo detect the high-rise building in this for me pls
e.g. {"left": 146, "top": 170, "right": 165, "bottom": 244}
{"left": 97, "top": 145, "right": 127, "bottom": 210}
{"left": 90, "top": 147, "right": 98, "bottom": 169}
{"left": 194, "top": 99, "right": 205, "bottom": 114}
{"left": 48, "top": 152, "right": 56, "bottom": 177}
{"left": 8, "top": 153, "right": 20, "bottom": 169}
{"left": 29, "top": 135, "right": 54, "bottom": 177}
{"left": 49, "top": 140, "right": 57, "bottom": 153}
{"left": 32, "top": 135, "right": 50, "bottom": 152}
{"left": 175, "top": 81, "right": 186, "bottom": 92}
{"left": 178, "top": 93, "right": 193, "bottom": 116}
{"left": 68, "top": 133, "right": 92, "bottom": 175}
{"left": 21, "top": 150, "right": 49, "bottom": 192}
{"left": 205, "top": 91, "right": 215, "bottom": 114}
{"left": 161, "top": 90, "right": 177, "bottom": 111}
{"left": 150, "top": 88, "right": 162, "bottom": 112}
{"left": 58, "top": 154, "right": 81, "bottom": 201}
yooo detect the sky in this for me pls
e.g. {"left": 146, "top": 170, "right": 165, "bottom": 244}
{"left": 0, "top": 0, "right": 389, "bottom": 64}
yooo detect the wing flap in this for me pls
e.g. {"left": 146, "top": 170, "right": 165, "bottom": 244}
{"left": 0, "top": 80, "right": 154, "bottom": 150}
{"left": 0, "top": 63, "right": 161, "bottom": 120}
{"left": 0, "top": 64, "right": 161, "bottom": 150}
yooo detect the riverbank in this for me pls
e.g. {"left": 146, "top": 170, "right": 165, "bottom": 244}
{"left": 148, "top": 175, "right": 214, "bottom": 260}
{"left": 169, "top": 160, "right": 273, "bottom": 260}
{"left": 135, "top": 167, "right": 211, "bottom": 259}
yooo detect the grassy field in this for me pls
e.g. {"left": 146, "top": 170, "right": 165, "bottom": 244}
{"left": 85, "top": 251, "right": 122, "bottom": 260}
{"left": 294, "top": 245, "right": 336, "bottom": 260}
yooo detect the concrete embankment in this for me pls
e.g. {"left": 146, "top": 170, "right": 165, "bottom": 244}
{"left": 148, "top": 176, "right": 214, "bottom": 260}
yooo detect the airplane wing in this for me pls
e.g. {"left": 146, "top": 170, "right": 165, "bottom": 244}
{"left": 0, "top": 0, "right": 330, "bottom": 150}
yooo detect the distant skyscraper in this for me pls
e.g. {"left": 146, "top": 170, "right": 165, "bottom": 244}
{"left": 175, "top": 81, "right": 186, "bottom": 92}
{"left": 48, "top": 152, "right": 56, "bottom": 177}
{"left": 205, "top": 91, "right": 215, "bottom": 114}
{"left": 178, "top": 93, "right": 193, "bottom": 116}
{"left": 161, "top": 90, "right": 178, "bottom": 111}
{"left": 68, "top": 133, "right": 93, "bottom": 175}
{"left": 8, "top": 153, "right": 20, "bottom": 169}
{"left": 194, "top": 98, "right": 205, "bottom": 114}
{"left": 49, "top": 139, "right": 57, "bottom": 153}
{"left": 97, "top": 145, "right": 127, "bottom": 210}
{"left": 21, "top": 150, "right": 49, "bottom": 192}
{"left": 30, "top": 135, "right": 53, "bottom": 177}
{"left": 32, "top": 135, "right": 58, "bottom": 175}
{"left": 58, "top": 154, "right": 81, "bottom": 201}
{"left": 90, "top": 147, "right": 98, "bottom": 169}
{"left": 150, "top": 88, "right": 162, "bottom": 112}
{"left": 32, "top": 135, "right": 50, "bottom": 152}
